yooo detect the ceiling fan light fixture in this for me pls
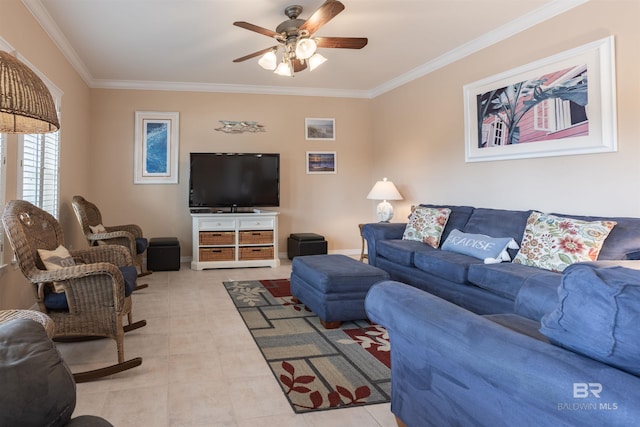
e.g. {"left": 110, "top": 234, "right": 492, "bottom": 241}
{"left": 258, "top": 50, "right": 277, "bottom": 70}
{"left": 294, "top": 37, "right": 317, "bottom": 60}
{"left": 308, "top": 53, "right": 327, "bottom": 71}
{"left": 274, "top": 60, "right": 293, "bottom": 77}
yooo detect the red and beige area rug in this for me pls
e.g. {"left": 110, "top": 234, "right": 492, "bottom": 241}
{"left": 223, "top": 278, "right": 391, "bottom": 413}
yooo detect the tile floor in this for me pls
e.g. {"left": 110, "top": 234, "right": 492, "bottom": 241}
{"left": 56, "top": 259, "right": 398, "bottom": 427}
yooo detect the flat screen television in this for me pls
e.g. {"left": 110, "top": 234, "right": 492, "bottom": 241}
{"left": 189, "top": 152, "right": 280, "bottom": 210}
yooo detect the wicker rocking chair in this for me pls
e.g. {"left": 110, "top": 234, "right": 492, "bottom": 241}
{"left": 72, "top": 195, "right": 151, "bottom": 280}
{"left": 2, "top": 200, "right": 146, "bottom": 383}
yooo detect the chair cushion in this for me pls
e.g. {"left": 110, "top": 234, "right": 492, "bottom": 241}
{"left": 119, "top": 265, "right": 137, "bottom": 296}
{"left": 540, "top": 264, "right": 640, "bottom": 376}
{"left": 0, "top": 319, "right": 75, "bottom": 427}
{"left": 44, "top": 266, "right": 137, "bottom": 310}
{"left": 136, "top": 237, "right": 148, "bottom": 254}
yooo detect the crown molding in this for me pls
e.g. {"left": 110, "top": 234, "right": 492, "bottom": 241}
{"left": 368, "top": 0, "right": 589, "bottom": 98}
{"left": 90, "top": 79, "right": 372, "bottom": 98}
{"left": 21, "top": 0, "right": 94, "bottom": 85}
{"left": 23, "top": 0, "right": 588, "bottom": 99}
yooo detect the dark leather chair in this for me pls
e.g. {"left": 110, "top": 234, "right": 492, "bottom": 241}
{"left": 0, "top": 317, "right": 113, "bottom": 426}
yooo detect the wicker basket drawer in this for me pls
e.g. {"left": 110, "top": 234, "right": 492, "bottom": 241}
{"left": 239, "top": 246, "right": 274, "bottom": 260}
{"left": 239, "top": 230, "right": 274, "bottom": 245}
{"left": 199, "top": 247, "right": 235, "bottom": 261}
{"left": 199, "top": 231, "right": 235, "bottom": 245}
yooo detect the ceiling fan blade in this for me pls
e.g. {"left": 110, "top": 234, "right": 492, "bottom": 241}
{"left": 292, "top": 59, "right": 307, "bottom": 73}
{"left": 233, "top": 46, "right": 277, "bottom": 63}
{"left": 233, "top": 21, "right": 280, "bottom": 38}
{"left": 299, "top": 0, "right": 345, "bottom": 36}
{"left": 315, "top": 37, "right": 368, "bottom": 49}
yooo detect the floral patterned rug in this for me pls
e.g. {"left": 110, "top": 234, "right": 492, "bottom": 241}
{"left": 223, "top": 278, "right": 391, "bottom": 413}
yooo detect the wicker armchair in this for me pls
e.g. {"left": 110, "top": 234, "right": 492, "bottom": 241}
{"left": 2, "top": 200, "right": 146, "bottom": 382}
{"left": 72, "top": 195, "right": 151, "bottom": 278}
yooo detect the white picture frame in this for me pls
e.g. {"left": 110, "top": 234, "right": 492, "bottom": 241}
{"left": 463, "top": 36, "right": 617, "bottom": 162}
{"left": 305, "top": 118, "right": 335, "bottom": 140}
{"left": 306, "top": 151, "right": 337, "bottom": 174}
{"left": 134, "top": 111, "right": 180, "bottom": 184}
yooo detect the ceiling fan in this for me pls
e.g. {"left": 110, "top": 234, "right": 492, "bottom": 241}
{"left": 232, "top": 0, "right": 368, "bottom": 76}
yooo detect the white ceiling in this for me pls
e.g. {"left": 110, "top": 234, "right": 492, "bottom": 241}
{"left": 23, "top": 0, "right": 587, "bottom": 98}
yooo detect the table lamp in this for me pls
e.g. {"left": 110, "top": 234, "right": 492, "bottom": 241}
{"left": 367, "top": 177, "right": 403, "bottom": 222}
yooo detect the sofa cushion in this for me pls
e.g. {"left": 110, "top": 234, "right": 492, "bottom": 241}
{"left": 513, "top": 212, "right": 617, "bottom": 272}
{"left": 442, "top": 229, "right": 519, "bottom": 263}
{"left": 377, "top": 239, "right": 435, "bottom": 267}
{"left": 514, "top": 275, "right": 564, "bottom": 321}
{"left": 402, "top": 206, "right": 451, "bottom": 248}
{"left": 540, "top": 264, "right": 640, "bottom": 376}
{"left": 414, "top": 249, "right": 483, "bottom": 284}
{"left": 462, "top": 208, "right": 532, "bottom": 259}
{"left": 469, "top": 263, "right": 560, "bottom": 300}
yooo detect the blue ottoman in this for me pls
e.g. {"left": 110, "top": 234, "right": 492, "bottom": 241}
{"left": 290, "top": 254, "right": 390, "bottom": 329}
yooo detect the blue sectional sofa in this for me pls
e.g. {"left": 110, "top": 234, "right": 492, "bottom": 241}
{"left": 365, "top": 274, "right": 640, "bottom": 427}
{"left": 362, "top": 205, "right": 640, "bottom": 321}
{"left": 362, "top": 205, "right": 640, "bottom": 426}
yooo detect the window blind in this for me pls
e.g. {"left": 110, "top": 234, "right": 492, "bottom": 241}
{"left": 0, "top": 134, "right": 5, "bottom": 261}
{"left": 21, "top": 132, "right": 59, "bottom": 218}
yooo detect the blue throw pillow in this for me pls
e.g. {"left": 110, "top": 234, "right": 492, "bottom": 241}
{"left": 540, "top": 264, "right": 640, "bottom": 376}
{"left": 441, "top": 229, "right": 519, "bottom": 263}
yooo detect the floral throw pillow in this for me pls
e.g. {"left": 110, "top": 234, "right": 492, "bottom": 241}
{"left": 513, "top": 212, "right": 617, "bottom": 272}
{"left": 402, "top": 206, "right": 451, "bottom": 248}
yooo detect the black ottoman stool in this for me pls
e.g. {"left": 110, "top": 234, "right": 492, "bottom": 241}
{"left": 287, "top": 233, "right": 328, "bottom": 259}
{"left": 147, "top": 237, "right": 180, "bottom": 271}
{"left": 290, "top": 254, "right": 390, "bottom": 329}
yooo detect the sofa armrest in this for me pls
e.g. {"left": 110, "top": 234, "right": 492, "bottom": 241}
{"left": 365, "top": 280, "right": 640, "bottom": 427}
{"left": 361, "top": 222, "right": 406, "bottom": 266}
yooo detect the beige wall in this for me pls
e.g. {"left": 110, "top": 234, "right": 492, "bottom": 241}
{"left": 371, "top": 0, "right": 640, "bottom": 221}
{"left": 88, "top": 90, "right": 374, "bottom": 258}
{"left": 2, "top": 0, "right": 639, "bottom": 309}
{"left": 0, "top": 0, "right": 92, "bottom": 308}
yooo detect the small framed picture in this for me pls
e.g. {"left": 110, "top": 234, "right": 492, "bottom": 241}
{"left": 305, "top": 118, "right": 335, "bottom": 140}
{"left": 306, "top": 151, "right": 337, "bottom": 174}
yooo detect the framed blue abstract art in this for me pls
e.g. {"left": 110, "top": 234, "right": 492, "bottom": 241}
{"left": 134, "top": 111, "right": 180, "bottom": 184}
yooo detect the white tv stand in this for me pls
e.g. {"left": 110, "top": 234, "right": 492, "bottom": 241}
{"left": 190, "top": 210, "right": 280, "bottom": 270}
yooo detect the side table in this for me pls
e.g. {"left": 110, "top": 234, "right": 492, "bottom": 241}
{"left": 358, "top": 224, "right": 368, "bottom": 262}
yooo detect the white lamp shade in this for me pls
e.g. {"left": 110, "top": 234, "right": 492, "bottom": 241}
{"left": 295, "top": 38, "right": 317, "bottom": 60}
{"left": 258, "top": 51, "right": 277, "bottom": 70}
{"left": 308, "top": 53, "right": 327, "bottom": 71}
{"left": 366, "top": 178, "right": 403, "bottom": 201}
